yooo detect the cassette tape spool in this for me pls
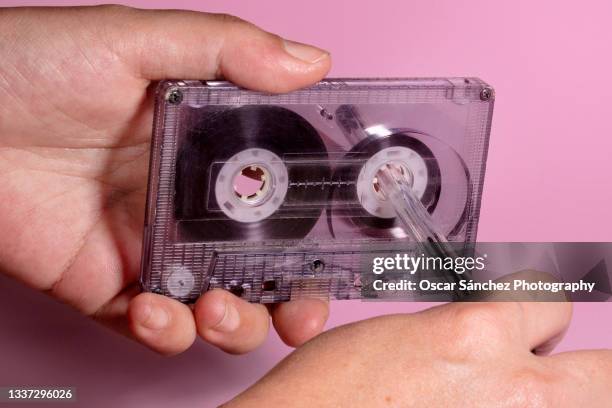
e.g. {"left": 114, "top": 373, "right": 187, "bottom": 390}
{"left": 141, "top": 78, "right": 494, "bottom": 303}
{"left": 329, "top": 131, "right": 441, "bottom": 238}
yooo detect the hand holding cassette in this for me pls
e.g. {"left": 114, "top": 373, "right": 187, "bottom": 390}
{"left": 0, "top": 5, "right": 332, "bottom": 355}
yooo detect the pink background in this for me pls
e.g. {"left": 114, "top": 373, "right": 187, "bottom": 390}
{"left": 1, "top": 0, "right": 612, "bottom": 407}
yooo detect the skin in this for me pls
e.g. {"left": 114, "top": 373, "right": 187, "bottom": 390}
{"left": 3, "top": 6, "right": 611, "bottom": 407}
{"left": 227, "top": 301, "right": 612, "bottom": 407}
{"left": 0, "top": 5, "right": 332, "bottom": 355}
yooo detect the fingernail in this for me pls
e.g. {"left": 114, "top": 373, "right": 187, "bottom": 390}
{"left": 283, "top": 40, "right": 329, "bottom": 63}
{"left": 136, "top": 303, "right": 169, "bottom": 330}
{"left": 212, "top": 302, "right": 241, "bottom": 333}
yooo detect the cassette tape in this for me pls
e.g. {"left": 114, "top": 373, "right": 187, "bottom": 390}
{"left": 140, "top": 78, "right": 494, "bottom": 303}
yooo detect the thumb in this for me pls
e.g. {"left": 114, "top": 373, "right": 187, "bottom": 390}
{"left": 104, "top": 6, "right": 331, "bottom": 92}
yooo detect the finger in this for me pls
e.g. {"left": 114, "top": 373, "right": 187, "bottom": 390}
{"left": 194, "top": 289, "right": 270, "bottom": 354}
{"left": 548, "top": 350, "right": 612, "bottom": 405}
{"left": 104, "top": 6, "right": 331, "bottom": 92}
{"left": 442, "top": 300, "right": 572, "bottom": 355}
{"left": 515, "top": 301, "right": 573, "bottom": 354}
{"left": 468, "top": 270, "right": 573, "bottom": 354}
{"left": 272, "top": 298, "right": 330, "bottom": 347}
{"left": 92, "top": 283, "right": 142, "bottom": 338}
{"left": 127, "top": 292, "right": 196, "bottom": 355}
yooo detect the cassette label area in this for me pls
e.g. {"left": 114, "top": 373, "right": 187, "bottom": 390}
{"left": 141, "top": 78, "right": 494, "bottom": 303}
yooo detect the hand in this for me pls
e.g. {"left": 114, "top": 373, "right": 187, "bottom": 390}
{"left": 0, "top": 5, "right": 331, "bottom": 355}
{"left": 227, "top": 301, "right": 612, "bottom": 407}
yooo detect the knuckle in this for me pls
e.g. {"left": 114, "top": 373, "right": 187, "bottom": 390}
{"left": 504, "top": 367, "right": 560, "bottom": 408}
{"left": 213, "top": 12, "right": 248, "bottom": 26}
{"left": 437, "top": 302, "right": 524, "bottom": 359}
{"left": 448, "top": 303, "right": 510, "bottom": 346}
{"left": 211, "top": 13, "right": 266, "bottom": 39}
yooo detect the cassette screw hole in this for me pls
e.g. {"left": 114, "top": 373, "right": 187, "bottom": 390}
{"left": 480, "top": 87, "right": 493, "bottom": 101}
{"left": 229, "top": 285, "right": 245, "bottom": 297}
{"left": 233, "top": 165, "right": 270, "bottom": 205}
{"left": 319, "top": 108, "right": 334, "bottom": 120}
{"left": 167, "top": 89, "right": 183, "bottom": 105}
{"left": 310, "top": 259, "right": 325, "bottom": 273}
{"left": 262, "top": 280, "right": 276, "bottom": 291}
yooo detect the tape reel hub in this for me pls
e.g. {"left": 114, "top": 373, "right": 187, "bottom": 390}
{"left": 372, "top": 162, "right": 413, "bottom": 200}
{"left": 234, "top": 165, "right": 269, "bottom": 204}
{"left": 215, "top": 148, "right": 289, "bottom": 223}
{"left": 357, "top": 146, "right": 428, "bottom": 219}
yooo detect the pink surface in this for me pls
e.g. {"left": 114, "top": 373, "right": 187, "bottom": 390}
{"left": 1, "top": 1, "right": 612, "bottom": 407}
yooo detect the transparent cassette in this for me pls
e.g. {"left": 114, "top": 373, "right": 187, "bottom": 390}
{"left": 140, "top": 78, "right": 494, "bottom": 303}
